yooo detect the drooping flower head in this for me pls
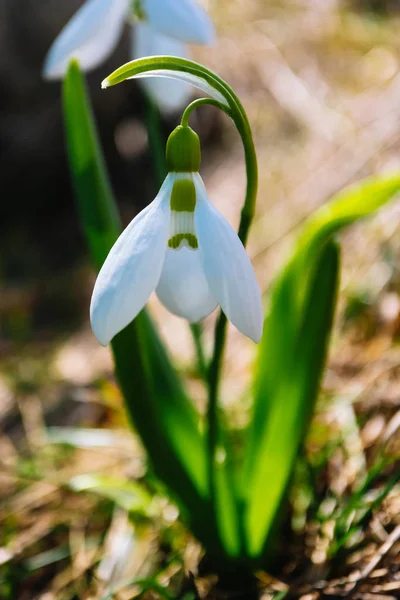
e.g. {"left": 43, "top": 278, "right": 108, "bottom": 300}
{"left": 90, "top": 125, "right": 263, "bottom": 344}
{"left": 43, "top": 0, "right": 215, "bottom": 112}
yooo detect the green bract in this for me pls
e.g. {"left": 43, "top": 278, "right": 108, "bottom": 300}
{"left": 166, "top": 125, "right": 201, "bottom": 172}
{"left": 64, "top": 56, "right": 400, "bottom": 580}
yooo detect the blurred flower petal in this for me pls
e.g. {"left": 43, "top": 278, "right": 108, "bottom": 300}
{"left": 133, "top": 23, "right": 192, "bottom": 113}
{"left": 144, "top": 0, "right": 215, "bottom": 45}
{"left": 43, "top": 0, "right": 130, "bottom": 79}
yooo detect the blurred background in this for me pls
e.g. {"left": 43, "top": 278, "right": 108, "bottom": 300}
{"left": 1, "top": 1, "right": 400, "bottom": 598}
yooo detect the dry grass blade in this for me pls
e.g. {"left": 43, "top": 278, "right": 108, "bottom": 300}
{"left": 347, "top": 524, "right": 400, "bottom": 598}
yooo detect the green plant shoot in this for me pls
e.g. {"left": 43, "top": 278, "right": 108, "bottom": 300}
{"left": 63, "top": 56, "right": 400, "bottom": 579}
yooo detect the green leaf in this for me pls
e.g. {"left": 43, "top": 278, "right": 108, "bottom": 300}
{"left": 112, "top": 313, "right": 208, "bottom": 499}
{"left": 69, "top": 474, "right": 152, "bottom": 514}
{"left": 244, "top": 174, "right": 400, "bottom": 559}
{"left": 247, "top": 241, "right": 340, "bottom": 559}
{"left": 63, "top": 60, "right": 120, "bottom": 269}
{"left": 62, "top": 61, "right": 216, "bottom": 549}
{"left": 102, "top": 56, "right": 231, "bottom": 107}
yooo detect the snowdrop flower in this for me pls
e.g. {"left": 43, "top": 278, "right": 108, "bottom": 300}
{"left": 90, "top": 125, "right": 263, "bottom": 344}
{"left": 43, "top": 0, "right": 214, "bottom": 112}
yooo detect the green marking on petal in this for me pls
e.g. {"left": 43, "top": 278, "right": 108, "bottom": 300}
{"left": 170, "top": 178, "right": 196, "bottom": 212}
{"left": 131, "top": 0, "right": 146, "bottom": 20}
{"left": 168, "top": 233, "right": 198, "bottom": 249}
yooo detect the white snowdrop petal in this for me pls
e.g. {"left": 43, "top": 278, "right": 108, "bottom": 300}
{"left": 156, "top": 247, "right": 218, "bottom": 322}
{"left": 90, "top": 174, "right": 174, "bottom": 345}
{"left": 194, "top": 174, "right": 263, "bottom": 342}
{"left": 132, "top": 24, "right": 191, "bottom": 114}
{"left": 43, "top": 0, "right": 130, "bottom": 79}
{"left": 144, "top": 0, "right": 215, "bottom": 45}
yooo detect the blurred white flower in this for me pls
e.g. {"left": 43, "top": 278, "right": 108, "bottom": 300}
{"left": 43, "top": 0, "right": 214, "bottom": 112}
{"left": 132, "top": 23, "right": 190, "bottom": 114}
{"left": 90, "top": 126, "right": 263, "bottom": 344}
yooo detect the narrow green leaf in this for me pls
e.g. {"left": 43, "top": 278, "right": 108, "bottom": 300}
{"left": 63, "top": 59, "right": 120, "bottom": 269}
{"left": 102, "top": 56, "right": 231, "bottom": 107}
{"left": 244, "top": 174, "right": 400, "bottom": 558}
{"left": 62, "top": 61, "right": 217, "bottom": 549}
{"left": 212, "top": 438, "right": 244, "bottom": 557}
{"left": 112, "top": 313, "right": 207, "bottom": 499}
{"left": 248, "top": 241, "right": 339, "bottom": 557}
{"left": 69, "top": 473, "right": 152, "bottom": 514}
{"left": 294, "top": 175, "right": 400, "bottom": 304}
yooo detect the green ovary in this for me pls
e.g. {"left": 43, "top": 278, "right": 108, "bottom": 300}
{"left": 166, "top": 127, "right": 201, "bottom": 173}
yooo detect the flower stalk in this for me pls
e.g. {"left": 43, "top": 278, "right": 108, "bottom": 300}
{"left": 99, "top": 56, "right": 261, "bottom": 535}
{"left": 178, "top": 89, "right": 260, "bottom": 514}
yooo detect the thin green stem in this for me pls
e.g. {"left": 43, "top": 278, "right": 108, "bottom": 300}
{"left": 178, "top": 89, "right": 259, "bottom": 540}
{"left": 181, "top": 97, "right": 232, "bottom": 126}
{"left": 190, "top": 322, "right": 207, "bottom": 379}
{"left": 207, "top": 312, "right": 228, "bottom": 498}
{"left": 207, "top": 120, "right": 258, "bottom": 505}
{"left": 180, "top": 99, "right": 259, "bottom": 462}
{"left": 181, "top": 94, "right": 259, "bottom": 555}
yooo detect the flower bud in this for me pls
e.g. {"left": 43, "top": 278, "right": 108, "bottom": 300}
{"left": 166, "top": 125, "right": 201, "bottom": 172}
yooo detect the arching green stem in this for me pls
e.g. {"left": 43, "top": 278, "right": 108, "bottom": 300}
{"left": 177, "top": 107, "right": 257, "bottom": 550}
{"left": 181, "top": 97, "right": 232, "bottom": 126}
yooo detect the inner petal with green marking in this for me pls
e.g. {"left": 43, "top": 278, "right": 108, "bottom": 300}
{"left": 168, "top": 177, "right": 199, "bottom": 250}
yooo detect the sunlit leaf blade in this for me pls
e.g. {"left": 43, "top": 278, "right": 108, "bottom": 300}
{"left": 63, "top": 60, "right": 120, "bottom": 269}
{"left": 246, "top": 241, "right": 339, "bottom": 557}
{"left": 113, "top": 312, "right": 207, "bottom": 498}
{"left": 244, "top": 174, "right": 400, "bottom": 558}
{"left": 62, "top": 60, "right": 212, "bottom": 540}
{"left": 69, "top": 474, "right": 152, "bottom": 514}
{"left": 294, "top": 174, "right": 400, "bottom": 302}
{"left": 212, "top": 431, "right": 244, "bottom": 557}
{"left": 113, "top": 317, "right": 230, "bottom": 556}
{"left": 102, "top": 56, "right": 230, "bottom": 107}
